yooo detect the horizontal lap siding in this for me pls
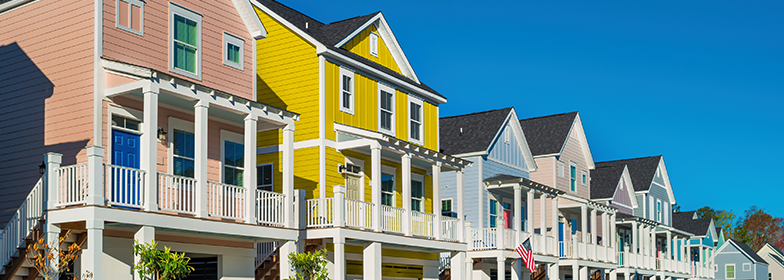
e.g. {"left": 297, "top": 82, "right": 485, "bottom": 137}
{"left": 557, "top": 136, "right": 590, "bottom": 199}
{"left": 0, "top": 0, "right": 94, "bottom": 226}
{"left": 103, "top": 0, "right": 253, "bottom": 98}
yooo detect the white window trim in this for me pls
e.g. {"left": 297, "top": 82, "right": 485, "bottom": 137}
{"left": 489, "top": 199, "right": 499, "bottom": 228}
{"left": 369, "top": 32, "right": 379, "bottom": 57}
{"left": 558, "top": 161, "right": 565, "bottom": 178}
{"left": 742, "top": 263, "right": 751, "bottom": 271}
{"left": 167, "top": 117, "right": 195, "bottom": 175}
{"left": 581, "top": 170, "right": 588, "bottom": 185}
{"left": 168, "top": 2, "right": 203, "bottom": 80}
{"left": 411, "top": 172, "right": 425, "bottom": 212}
{"left": 381, "top": 165, "right": 396, "bottom": 207}
{"left": 107, "top": 105, "right": 144, "bottom": 165}
{"left": 116, "top": 0, "right": 144, "bottom": 36}
{"left": 220, "top": 130, "right": 245, "bottom": 186}
{"left": 656, "top": 199, "right": 662, "bottom": 222}
{"left": 0, "top": 0, "right": 35, "bottom": 15}
{"left": 569, "top": 161, "right": 577, "bottom": 192}
{"left": 223, "top": 32, "right": 244, "bottom": 70}
{"left": 726, "top": 264, "right": 736, "bottom": 279}
{"left": 408, "top": 95, "right": 424, "bottom": 145}
{"left": 339, "top": 67, "right": 355, "bottom": 115}
{"left": 441, "top": 198, "right": 453, "bottom": 213}
{"left": 344, "top": 157, "right": 365, "bottom": 200}
{"left": 377, "top": 82, "right": 395, "bottom": 135}
{"left": 257, "top": 163, "right": 274, "bottom": 191}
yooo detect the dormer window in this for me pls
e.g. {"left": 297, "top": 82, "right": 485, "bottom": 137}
{"left": 369, "top": 32, "right": 379, "bottom": 57}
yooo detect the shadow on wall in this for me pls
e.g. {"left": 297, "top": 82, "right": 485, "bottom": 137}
{"left": 256, "top": 75, "right": 288, "bottom": 110}
{"left": 0, "top": 43, "right": 89, "bottom": 227}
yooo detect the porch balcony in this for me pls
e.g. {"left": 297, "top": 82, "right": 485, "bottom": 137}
{"left": 556, "top": 195, "right": 618, "bottom": 263}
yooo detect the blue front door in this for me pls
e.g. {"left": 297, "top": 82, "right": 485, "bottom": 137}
{"left": 111, "top": 129, "right": 141, "bottom": 207}
{"left": 559, "top": 222, "right": 565, "bottom": 257}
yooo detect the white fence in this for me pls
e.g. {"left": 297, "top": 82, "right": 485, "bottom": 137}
{"left": 257, "top": 190, "right": 285, "bottom": 226}
{"left": 105, "top": 164, "right": 145, "bottom": 208}
{"left": 441, "top": 216, "right": 461, "bottom": 242}
{"left": 381, "top": 205, "right": 404, "bottom": 233}
{"left": 0, "top": 177, "right": 44, "bottom": 273}
{"left": 305, "top": 198, "right": 334, "bottom": 228}
{"left": 157, "top": 173, "right": 197, "bottom": 214}
{"left": 345, "top": 199, "right": 373, "bottom": 230}
{"left": 56, "top": 163, "right": 88, "bottom": 206}
{"left": 207, "top": 182, "right": 246, "bottom": 220}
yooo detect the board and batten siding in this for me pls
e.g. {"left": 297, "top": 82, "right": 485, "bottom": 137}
{"left": 0, "top": 0, "right": 95, "bottom": 227}
{"left": 487, "top": 122, "right": 529, "bottom": 171}
{"left": 103, "top": 0, "right": 254, "bottom": 97}
{"left": 342, "top": 24, "right": 403, "bottom": 75}
{"left": 611, "top": 179, "right": 634, "bottom": 215}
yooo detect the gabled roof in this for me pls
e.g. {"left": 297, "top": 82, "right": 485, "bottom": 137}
{"left": 595, "top": 155, "right": 675, "bottom": 204}
{"left": 761, "top": 243, "right": 784, "bottom": 258}
{"left": 766, "top": 254, "right": 784, "bottom": 268}
{"left": 250, "top": 0, "right": 443, "bottom": 102}
{"left": 590, "top": 165, "right": 638, "bottom": 208}
{"left": 672, "top": 211, "right": 713, "bottom": 236}
{"left": 518, "top": 112, "right": 578, "bottom": 156}
{"left": 720, "top": 239, "right": 768, "bottom": 264}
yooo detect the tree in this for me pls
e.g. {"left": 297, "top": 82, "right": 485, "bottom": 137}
{"left": 696, "top": 206, "right": 737, "bottom": 238}
{"left": 739, "top": 206, "right": 784, "bottom": 251}
{"left": 25, "top": 230, "right": 89, "bottom": 280}
{"left": 285, "top": 249, "right": 330, "bottom": 280}
{"left": 672, "top": 204, "right": 681, "bottom": 213}
{"left": 132, "top": 240, "right": 194, "bottom": 280}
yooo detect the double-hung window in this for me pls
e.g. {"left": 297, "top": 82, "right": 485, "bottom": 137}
{"left": 257, "top": 164, "right": 274, "bottom": 192}
{"left": 223, "top": 32, "right": 244, "bottom": 70}
{"left": 339, "top": 68, "right": 354, "bottom": 114}
{"left": 409, "top": 96, "right": 424, "bottom": 145}
{"left": 117, "top": 0, "right": 144, "bottom": 35}
{"left": 378, "top": 83, "right": 394, "bottom": 135}
{"left": 223, "top": 141, "right": 244, "bottom": 186}
{"left": 169, "top": 3, "right": 202, "bottom": 80}
{"left": 489, "top": 200, "right": 498, "bottom": 228}
{"left": 656, "top": 200, "right": 662, "bottom": 222}
{"left": 726, "top": 264, "right": 735, "bottom": 279}
{"left": 172, "top": 130, "right": 195, "bottom": 177}
{"left": 381, "top": 172, "right": 395, "bottom": 206}
{"left": 582, "top": 170, "right": 587, "bottom": 185}
{"left": 441, "top": 199, "right": 452, "bottom": 216}
{"left": 570, "top": 163, "right": 577, "bottom": 192}
{"left": 411, "top": 177, "right": 424, "bottom": 212}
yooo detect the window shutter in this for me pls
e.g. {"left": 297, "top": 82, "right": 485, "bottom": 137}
{"left": 664, "top": 202, "right": 669, "bottom": 224}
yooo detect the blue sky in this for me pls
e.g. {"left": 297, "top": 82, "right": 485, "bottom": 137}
{"left": 278, "top": 1, "right": 784, "bottom": 218}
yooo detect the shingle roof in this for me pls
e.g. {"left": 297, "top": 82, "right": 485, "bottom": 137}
{"left": 590, "top": 164, "right": 625, "bottom": 200}
{"left": 672, "top": 211, "right": 712, "bottom": 236}
{"left": 730, "top": 239, "right": 768, "bottom": 264}
{"left": 255, "top": 0, "right": 445, "bottom": 100}
{"left": 518, "top": 112, "right": 577, "bottom": 156}
{"left": 484, "top": 173, "right": 523, "bottom": 182}
{"left": 595, "top": 156, "right": 661, "bottom": 192}
{"left": 439, "top": 108, "right": 513, "bottom": 155}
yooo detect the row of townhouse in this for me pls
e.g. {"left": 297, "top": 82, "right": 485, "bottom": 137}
{"left": 0, "top": 0, "right": 744, "bottom": 280}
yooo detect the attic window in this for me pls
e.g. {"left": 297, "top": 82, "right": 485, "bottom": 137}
{"left": 369, "top": 32, "right": 379, "bottom": 57}
{"left": 504, "top": 125, "right": 510, "bottom": 144}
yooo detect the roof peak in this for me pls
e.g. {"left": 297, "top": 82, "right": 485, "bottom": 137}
{"left": 326, "top": 11, "right": 381, "bottom": 25}
{"left": 518, "top": 111, "right": 578, "bottom": 122}
{"left": 596, "top": 155, "right": 662, "bottom": 165}
{"left": 440, "top": 107, "right": 513, "bottom": 120}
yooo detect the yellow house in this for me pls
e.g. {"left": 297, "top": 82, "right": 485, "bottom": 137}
{"left": 249, "top": 1, "right": 470, "bottom": 279}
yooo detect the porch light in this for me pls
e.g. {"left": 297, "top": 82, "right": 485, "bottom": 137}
{"left": 157, "top": 126, "right": 167, "bottom": 141}
{"left": 38, "top": 161, "right": 46, "bottom": 175}
{"left": 338, "top": 165, "right": 347, "bottom": 174}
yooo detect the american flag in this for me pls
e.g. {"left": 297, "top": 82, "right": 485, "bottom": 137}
{"left": 516, "top": 237, "right": 536, "bottom": 273}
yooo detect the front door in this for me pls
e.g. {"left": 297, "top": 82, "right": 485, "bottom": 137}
{"left": 503, "top": 209, "right": 512, "bottom": 229}
{"left": 559, "top": 222, "right": 565, "bottom": 256}
{"left": 111, "top": 129, "right": 141, "bottom": 207}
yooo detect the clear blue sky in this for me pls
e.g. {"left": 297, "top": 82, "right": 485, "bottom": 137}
{"left": 278, "top": 0, "right": 784, "bottom": 218}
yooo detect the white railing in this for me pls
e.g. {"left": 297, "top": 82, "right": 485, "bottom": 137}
{"left": 587, "top": 243, "right": 596, "bottom": 260}
{"left": 306, "top": 198, "right": 334, "bottom": 228}
{"left": 471, "top": 228, "right": 497, "bottom": 250}
{"left": 597, "top": 245, "right": 606, "bottom": 261}
{"left": 0, "top": 177, "right": 44, "bottom": 271}
{"left": 532, "top": 234, "right": 544, "bottom": 254}
{"left": 257, "top": 190, "right": 285, "bottom": 226}
{"left": 441, "top": 216, "right": 460, "bottom": 242}
{"left": 411, "top": 211, "right": 434, "bottom": 238}
{"left": 439, "top": 252, "right": 451, "bottom": 273}
{"left": 207, "top": 181, "right": 246, "bottom": 220}
{"left": 56, "top": 163, "right": 88, "bottom": 206}
{"left": 105, "top": 164, "right": 145, "bottom": 208}
{"left": 345, "top": 199, "right": 373, "bottom": 230}
{"left": 255, "top": 241, "right": 279, "bottom": 268}
{"left": 546, "top": 236, "right": 555, "bottom": 256}
{"left": 503, "top": 228, "right": 515, "bottom": 250}
{"left": 381, "top": 205, "right": 404, "bottom": 233}
{"left": 157, "top": 173, "right": 197, "bottom": 214}
{"left": 578, "top": 240, "right": 587, "bottom": 259}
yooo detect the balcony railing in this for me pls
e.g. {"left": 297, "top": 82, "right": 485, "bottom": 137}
{"left": 471, "top": 228, "right": 497, "bottom": 250}
{"left": 207, "top": 181, "right": 246, "bottom": 220}
{"left": 381, "top": 205, "right": 404, "bottom": 234}
{"left": 305, "top": 198, "right": 334, "bottom": 228}
{"left": 0, "top": 177, "right": 44, "bottom": 271}
{"left": 257, "top": 190, "right": 285, "bottom": 226}
{"left": 158, "top": 173, "right": 197, "bottom": 215}
{"left": 441, "top": 216, "right": 461, "bottom": 242}
{"left": 55, "top": 163, "right": 88, "bottom": 206}
{"left": 411, "top": 211, "right": 434, "bottom": 238}
{"left": 345, "top": 199, "right": 373, "bottom": 230}
{"left": 105, "top": 164, "right": 146, "bottom": 208}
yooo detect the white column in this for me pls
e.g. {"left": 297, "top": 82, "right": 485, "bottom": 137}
{"left": 540, "top": 194, "right": 547, "bottom": 249}
{"left": 333, "top": 238, "right": 346, "bottom": 280}
{"left": 45, "top": 152, "right": 62, "bottom": 210}
{"left": 581, "top": 205, "right": 588, "bottom": 242}
{"left": 86, "top": 145, "right": 105, "bottom": 205}
{"left": 514, "top": 186, "right": 522, "bottom": 245}
{"left": 523, "top": 267, "right": 531, "bottom": 280}
{"left": 141, "top": 90, "right": 159, "bottom": 211}
{"left": 591, "top": 209, "right": 597, "bottom": 245}
{"left": 402, "top": 153, "right": 412, "bottom": 236}
{"left": 572, "top": 265, "right": 579, "bottom": 280}
{"left": 433, "top": 162, "right": 442, "bottom": 240}
{"left": 134, "top": 226, "right": 155, "bottom": 280}
{"left": 548, "top": 263, "right": 558, "bottom": 280}
{"left": 451, "top": 251, "right": 466, "bottom": 280}
{"left": 279, "top": 240, "right": 297, "bottom": 280}
{"left": 631, "top": 222, "right": 638, "bottom": 254}
{"left": 610, "top": 214, "right": 616, "bottom": 249}
{"left": 334, "top": 186, "right": 346, "bottom": 227}
{"left": 666, "top": 231, "right": 672, "bottom": 260}
{"left": 282, "top": 124, "right": 294, "bottom": 228}
{"left": 45, "top": 223, "right": 60, "bottom": 273}
{"left": 527, "top": 189, "right": 535, "bottom": 233}
{"left": 623, "top": 270, "right": 630, "bottom": 280}
{"left": 512, "top": 259, "right": 522, "bottom": 280}
{"left": 243, "top": 115, "right": 257, "bottom": 224}
{"left": 609, "top": 269, "right": 617, "bottom": 280}
{"left": 579, "top": 266, "right": 588, "bottom": 280}
{"left": 498, "top": 214, "right": 505, "bottom": 249}
{"left": 497, "top": 256, "right": 506, "bottom": 280}
{"left": 371, "top": 143, "right": 382, "bottom": 232}
{"left": 552, "top": 197, "right": 559, "bottom": 254}
{"left": 83, "top": 219, "right": 103, "bottom": 279}
{"left": 194, "top": 101, "right": 209, "bottom": 218}
{"left": 601, "top": 212, "right": 608, "bottom": 246}
{"left": 364, "top": 242, "right": 382, "bottom": 279}
{"left": 457, "top": 168, "right": 466, "bottom": 241}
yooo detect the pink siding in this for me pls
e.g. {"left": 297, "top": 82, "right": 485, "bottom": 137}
{"left": 0, "top": 0, "right": 95, "bottom": 226}
{"left": 102, "top": 0, "right": 254, "bottom": 98}
{"left": 554, "top": 136, "right": 590, "bottom": 198}
{"left": 612, "top": 180, "right": 634, "bottom": 215}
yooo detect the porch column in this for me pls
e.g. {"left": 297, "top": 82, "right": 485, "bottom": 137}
{"left": 243, "top": 115, "right": 257, "bottom": 224}
{"left": 540, "top": 193, "right": 547, "bottom": 249}
{"left": 601, "top": 212, "right": 608, "bottom": 246}
{"left": 141, "top": 89, "right": 159, "bottom": 211}
{"left": 609, "top": 269, "right": 617, "bottom": 280}
{"left": 134, "top": 226, "right": 155, "bottom": 280}
{"left": 497, "top": 256, "right": 506, "bottom": 280}
{"left": 363, "top": 242, "right": 382, "bottom": 280}
{"left": 514, "top": 185, "right": 522, "bottom": 245}
{"left": 511, "top": 259, "right": 522, "bottom": 280}
{"left": 631, "top": 221, "right": 638, "bottom": 254}
{"left": 548, "top": 263, "right": 558, "bottom": 280}
{"left": 666, "top": 231, "right": 672, "bottom": 260}
{"left": 45, "top": 223, "right": 60, "bottom": 271}
{"left": 623, "top": 270, "right": 630, "bottom": 280}
{"left": 83, "top": 219, "right": 104, "bottom": 279}
{"left": 332, "top": 237, "right": 345, "bottom": 280}
{"left": 86, "top": 145, "right": 105, "bottom": 205}
{"left": 527, "top": 189, "right": 535, "bottom": 233}
{"left": 282, "top": 123, "right": 295, "bottom": 228}
{"left": 371, "top": 142, "right": 382, "bottom": 232}
{"left": 572, "top": 265, "right": 579, "bottom": 280}
{"left": 433, "top": 162, "right": 442, "bottom": 240}
{"left": 610, "top": 214, "right": 616, "bottom": 249}
{"left": 457, "top": 168, "right": 466, "bottom": 241}
{"left": 194, "top": 100, "right": 209, "bottom": 218}
{"left": 551, "top": 197, "right": 559, "bottom": 254}
{"left": 591, "top": 209, "right": 597, "bottom": 245}
{"left": 579, "top": 266, "right": 588, "bottom": 280}
{"left": 451, "top": 251, "right": 467, "bottom": 280}
{"left": 45, "top": 152, "right": 62, "bottom": 210}
{"left": 280, "top": 240, "right": 298, "bottom": 280}
{"left": 402, "top": 152, "right": 412, "bottom": 236}
{"left": 581, "top": 205, "right": 588, "bottom": 242}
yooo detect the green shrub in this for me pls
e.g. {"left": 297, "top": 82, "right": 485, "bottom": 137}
{"left": 132, "top": 240, "right": 194, "bottom": 280}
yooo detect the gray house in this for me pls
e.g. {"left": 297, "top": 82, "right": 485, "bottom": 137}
{"left": 714, "top": 239, "right": 768, "bottom": 280}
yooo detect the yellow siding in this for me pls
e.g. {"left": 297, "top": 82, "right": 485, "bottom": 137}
{"left": 325, "top": 61, "right": 379, "bottom": 141}
{"left": 394, "top": 89, "right": 409, "bottom": 141}
{"left": 342, "top": 25, "right": 403, "bottom": 75}
{"left": 258, "top": 147, "right": 320, "bottom": 199}
{"left": 257, "top": 151, "right": 282, "bottom": 191}
{"left": 254, "top": 7, "right": 320, "bottom": 143}
{"left": 424, "top": 101, "right": 438, "bottom": 151}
